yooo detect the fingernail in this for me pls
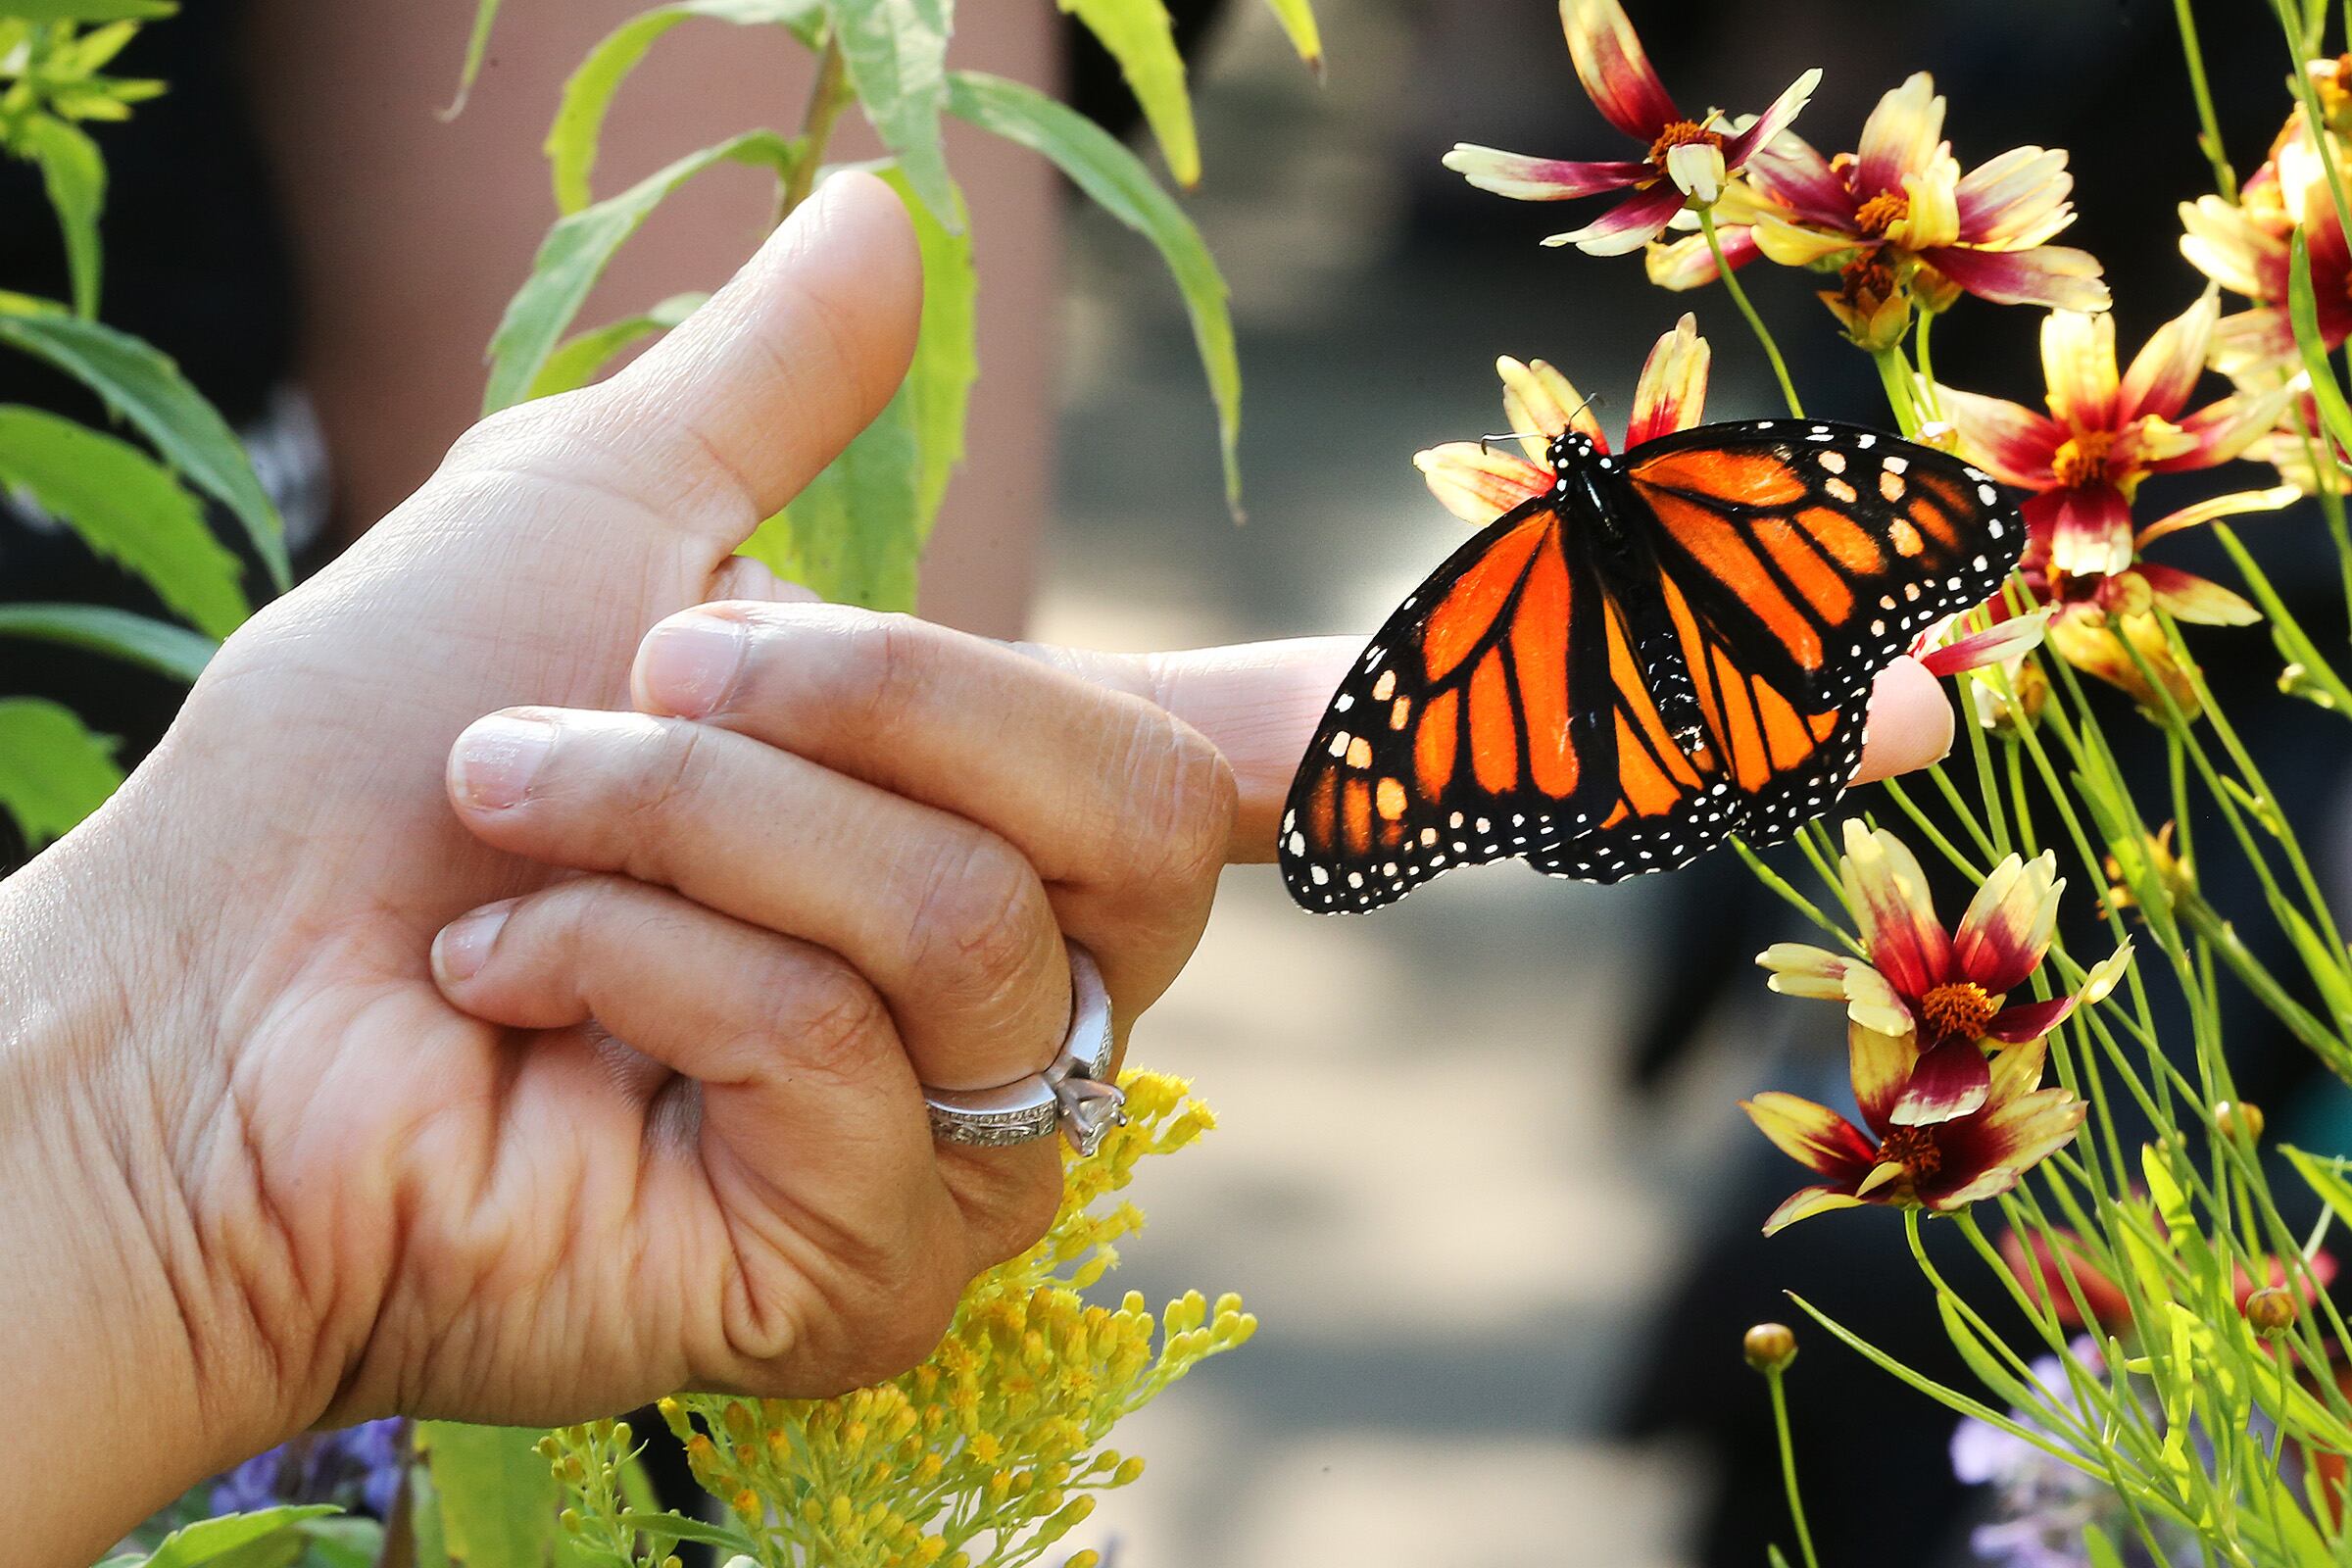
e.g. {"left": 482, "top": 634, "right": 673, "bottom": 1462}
{"left": 432, "top": 903, "right": 512, "bottom": 984}
{"left": 451, "top": 714, "right": 554, "bottom": 809}
{"left": 637, "top": 612, "right": 748, "bottom": 716}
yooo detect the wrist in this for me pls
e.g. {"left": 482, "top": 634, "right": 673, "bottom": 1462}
{"left": 0, "top": 835, "right": 299, "bottom": 1565}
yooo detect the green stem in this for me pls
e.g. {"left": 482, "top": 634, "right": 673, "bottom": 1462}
{"left": 2174, "top": 0, "right": 2238, "bottom": 200}
{"left": 779, "top": 32, "right": 852, "bottom": 220}
{"left": 1872, "top": 348, "right": 1924, "bottom": 439}
{"left": 1700, "top": 208, "right": 1803, "bottom": 418}
{"left": 1765, "top": 1366, "right": 1821, "bottom": 1568}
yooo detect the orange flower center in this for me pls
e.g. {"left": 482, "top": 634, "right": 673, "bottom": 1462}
{"left": 1875, "top": 1125, "right": 1943, "bottom": 1179}
{"left": 2050, "top": 429, "right": 2119, "bottom": 488}
{"left": 1853, "top": 190, "right": 1911, "bottom": 236}
{"left": 1920, "top": 980, "right": 1999, "bottom": 1041}
{"left": 1647, "top": 119, "right": 1725, "bottom": 168}
{"left": 1839, "top": 255, "right": 1899, "bottom": 307}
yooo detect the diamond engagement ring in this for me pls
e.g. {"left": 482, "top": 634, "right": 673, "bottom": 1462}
{"left": 923, "top": 942, "right": 1126, "bottom": 1155}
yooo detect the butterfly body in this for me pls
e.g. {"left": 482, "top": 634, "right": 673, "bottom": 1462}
{"left": 1280, "top": 418, "right": 2023, "bottom": 913}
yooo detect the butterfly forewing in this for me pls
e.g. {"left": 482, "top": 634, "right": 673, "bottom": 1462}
{"left": 1279, "top": 498, "right": 1615, "bottom": 912}
{"left": 1280, "top": 418, "right": 2024, "bottom": 912}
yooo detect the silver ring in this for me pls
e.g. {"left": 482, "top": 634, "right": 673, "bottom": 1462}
{"left": 923, "top": 942, "right": 1126, "bottom": 1155}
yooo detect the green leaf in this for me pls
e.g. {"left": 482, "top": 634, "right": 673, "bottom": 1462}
{"left": 19, "top": 115, "right": 104, "bottom": 317}
{"left": 408, "top": 1461, "right": 451, "bottom": 1568}
{"left": 0, "top": 303, "right": 286, "bottom": 587}
{"left": 121, "top": 1506, "right": 338, "bottom": 1568}
{"left": 527, "top": 291, "right": 707, "bottom": 401}
{"left": 0, "top": 698, "right": 120, "bottom": 845}
{"left": 1934, "top": 1296, "right": 2041, "bottom": 1417}
{"left": 2288, "top": 229, "right": 2352, "bottom": 457}
{"left": 293, "top": 1518, "right": 383, "bottom": 1568}
{"left": 1060, "top": 0, "right": 1199, "bottom": 187}
{"left": 1258, "top": 0, "right": 1322, "bottom": 73}
{"left": 446, "top": 0, "right": 503, "bottom": 119}
{"left": 548, "top": 0, "right": 823, "bottom": 213}
{"left": 417, "top": 1422, "right": 563, "bottom": 1568}
{"left": 2279, "top": 903, "right": 2352, "bottom": 1034}
{"left": 0, "top": 602, "right": 216, "bottom": 681}
{"left": 2286, "top": 1144, "right": 2352, "bottom": 1228}
{"left": 744, "top": 165, "right": 974, "bottom": 608}
{"left": 484, "top": 130, "right": 799, "bottom": 415}
{"left": 2082, "top": 1526, "right": 2125, "bottom": 1568}
{"left": 2, "top": 0, "right": 172, "bottom": 17}
{"left": 829, "top": 0, "right": 957, "bottom": 226}
{"left": 626, "top": 1512, "right": 760, "bottom": 1552}
{"left": 0, "top": 405, "right": 246, "bottom": 635}
{"left": 946, "top": 70, "right": 1241, "bottom": 510}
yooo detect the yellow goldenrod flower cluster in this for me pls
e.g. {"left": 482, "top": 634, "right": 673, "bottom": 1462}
{"left": 569, "top": 1070, "right": 1252, "bottom": 1568}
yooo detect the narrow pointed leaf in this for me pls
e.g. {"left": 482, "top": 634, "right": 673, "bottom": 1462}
{"left": 484, "top": 130, "right": 800, "bottom": 413}
{"left": 829, "top": 0, "right": 957, "bottom": 225}
{"left": 744, "top": 165, "right": 974, "bottom": 608}
{"left": 21, "top": 116, "right": 104, "bottom": 317}
{"left": 547, "top": 0, "right": 823, "bottom": 213}
{"left": 446, "top": 0, "right": 503, "bottom": 119}
{"left": 1259, "top": 0, "right": 1321, "bottom": 72}
{"left": 0, "top": 302, "right": 285, "bottom": 586}
{"left": 130, "top": 1506, "right": 339, "bottom": 1568}
{"left": 1062, "top": 0, "right": 1200, "bottom": 186}
{"left": 946, "top": 70, "right": 1241, "bottom": 510}
{"left": 527, "top": 291, "right": 708, "bottom": 399}
{"left": 0, "top": 603, "right": 216, "bottom": 681}
{"left": 5, "top": 0, "right": 172, "bottom": 16}
{"left": 2288, "top": 229, "right": 2352, "bottom": 455}
{"left": 0, "top": 406, "right": 245, "bottom": 635}
{"left": 0, "top": 701, "right": 120, "bottom": 847}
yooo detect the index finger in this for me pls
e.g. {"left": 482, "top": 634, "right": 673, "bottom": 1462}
{"left": 1025, "top": 640, "right": 1955, "bottom": 861}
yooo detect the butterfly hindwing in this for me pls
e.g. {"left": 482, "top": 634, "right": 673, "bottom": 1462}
{"left": 1282, "top": 418, "right": 2024, "bottom": 911}
{"left": 1626, "top": 419, "right": 2021, "bottom": 711}
{"left": 1279, "top": 498, "right": 1617, "bottom": 912}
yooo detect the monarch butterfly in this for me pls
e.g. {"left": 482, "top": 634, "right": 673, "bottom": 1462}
{"left": 1279, "top": 413, "right": 2023, "bottom": 912}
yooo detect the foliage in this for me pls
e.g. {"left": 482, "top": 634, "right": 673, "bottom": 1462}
{"left": 0, "top": 4, "right": 281, "bottom": 849}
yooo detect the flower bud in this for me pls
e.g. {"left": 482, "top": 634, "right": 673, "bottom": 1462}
{"left": 2247, "top": 1286, "right": 2298, "bottom": 1338}
{"left": 1743, "top": 1322, "right": 1798, "bottom": 1373}
{"left": 2215, "top": 1101, "right": 2265, "bottom": 1145}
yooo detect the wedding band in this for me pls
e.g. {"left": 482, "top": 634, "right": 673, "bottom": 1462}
{"left": 923, "top": 942, "right": 1126, "bottom": 1155}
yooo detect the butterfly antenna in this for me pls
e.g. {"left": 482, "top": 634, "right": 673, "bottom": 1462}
{"left": 1475, "top": 396, "right": 1605, "bottom": 455}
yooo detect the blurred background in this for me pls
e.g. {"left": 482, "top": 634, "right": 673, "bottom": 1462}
{"left": 13, "top": 0, "right": 2352, "bottom": 1562}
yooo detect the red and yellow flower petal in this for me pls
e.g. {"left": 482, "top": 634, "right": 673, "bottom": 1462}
{"left": 1840, "top": 818, "right": 1954, "bottom": 1000}
{"left": 1850, "top": 1020, "right": 1923, "bottom": 1134}
{"left": 1559, "top": 0, "right": 1680, "bottom": 141}
{"left": 1933, "top": 1087, "right": 2085, "bottom": 1196}
{"left": 2116, "top": 288, "right": 2219, "bottom": 423}
{"left": 1663, "top": 140, "right": 1728, "bottom": 205}
{"left": 1721, "top": 68, "right": 1824, "bottom": 171}
{"left": 1756, "top": 941, "right": 1854, "bottom": 1000}
{"left": 1888, "top": 157, "right": 1963, "bottom": 251}
{"left": 1750, "top": 211, "right": 1863, "bottom": 268}
{"left": 1761, "top": 1184, "right": 1870, "bottom": 1236}
{"left": 2033, "top": 485, "right": 2135, "bottom": 579}
{"left": 1442, "top": 144, "right": 1650, "bottom": 202}
{"left": 1741, "top": 1092, "right": 1880, "bottom": 1180}
{"left": 2046, "top": 607, "right": 2198, "bottom": 715}
{"left": 1984, "top": 1034, "right": 2050, "bottom": 1107}
{"left": 1952, "top": 850, "right": 2061, "bottom": 994}
{"left": 1889, "top": 1037, "right": 1994, "bottom": 1127}
{"left": 2135, "top": 563, "right": 2261, "bottom": 626}
{"left": 1414, "top": 442, "right": 1552, "bottom": 524}
{"left": 2145, "top": 383, "right": 2297, "bottom": 473}
{"left": 1542, "top": 182, "right": 1689, "bottom": 256}
{"left": 1624, "top": 313, "right": 1710, "bottom": 447}
{"left": 2209, "top": 307, "right": 2299, "bottom": 380}
{"left": 1743, "top": 130, "right": 1858, "bottom": 228}
{"left": 2038, "top": 310, "right": 2120, "bottom": 430}
{"left": 1919, "top": 609, "right": 2050, "bottom": 678}
{"left": 1855, "top": 72, "right": 1946, "bottom": 200}
{"left": 1984, "top": 994, "right": 2077, "bottom": 1045}
{"left": 2178, "top": 194, "right": 2279, "bottom": 301}
{"left": 1644, "top": 224, "right": 1758, "bottom": 291}
{"left": 1923, "top": 1165, "right": 2029, "bottom": 1211}
{"left": 1917, "top": 244, "right": 2109, "bottom": 312}
{"left": 2135, "top": 484, "right": 2300, "bottom": 549}
{"left": 1496, "top": 354, "right": 1605, "bottom": 457}
{"left": 1954, "top": 146, "right": 2077, "bottom": 249}
{"left": 1933, "top": 384, "right": 2065, "bottom": 487}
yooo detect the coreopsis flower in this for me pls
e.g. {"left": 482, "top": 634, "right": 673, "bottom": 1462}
{"left": 1936, "top": 296, "right": 2286, "bottom": 577}
{"left": 1759, "top": 820, "right": 2130, "bottom": 1123}
{"left": 1444, "top": 0, "right": 1819, "bottom": 256}
{"left": 1648, "top": 73, "right": 2108, "bottom": 338}
{"left": 1414, "top": 313, "right": 1709, "bottom": 521}
{"left": 2180, "top": 148, "right": 2351, "bottom": 376}
{"left": 1741, "top": 1026, "right": 2085, "bottom": 1233}
{"left": 2244, "top": 384, "right": 2352, "bottom": 495}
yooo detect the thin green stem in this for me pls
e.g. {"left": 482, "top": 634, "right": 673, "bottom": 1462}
{"left": 779, "top": 32, "right": 852, "bottom": 220}
{"left": 2174, "top": 0, "right": 2238, "bottom": 200}
{"left": 1765, "top": 1367, "right": 1821, "bottom": 1568}
{"left": 1873, "top": 348, "right": 1924, "bottom": 439}
{"left": 1700, "top": 208, "right": 1803, "bottom": 418}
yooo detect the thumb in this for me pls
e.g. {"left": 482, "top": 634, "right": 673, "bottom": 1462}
{"left": 498, "top": 171, "right": 922, "bottom": 550}
{"left": 1034, "top": 640, "right": 1957, "bottom": 863}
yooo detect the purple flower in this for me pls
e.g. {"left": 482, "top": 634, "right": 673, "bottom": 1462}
{"left": 203, "top": 1419, "right": 410, "bottom": 1521}
{"left": 1948, "top": 1347, "right": 2176, "bottom": 1567}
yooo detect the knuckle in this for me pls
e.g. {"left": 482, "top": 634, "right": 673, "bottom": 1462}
{"left": 830, "top": 611, "right": 940, "bottom": 745}
{"left": 616, "top": 719, "right": 711, "bottom": 844}
{"left": 903, "top": 832, "right": 1050, "bottom": 1004}
{"left": 1118, "top": 709, "right": 1239, "bottom": 895}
